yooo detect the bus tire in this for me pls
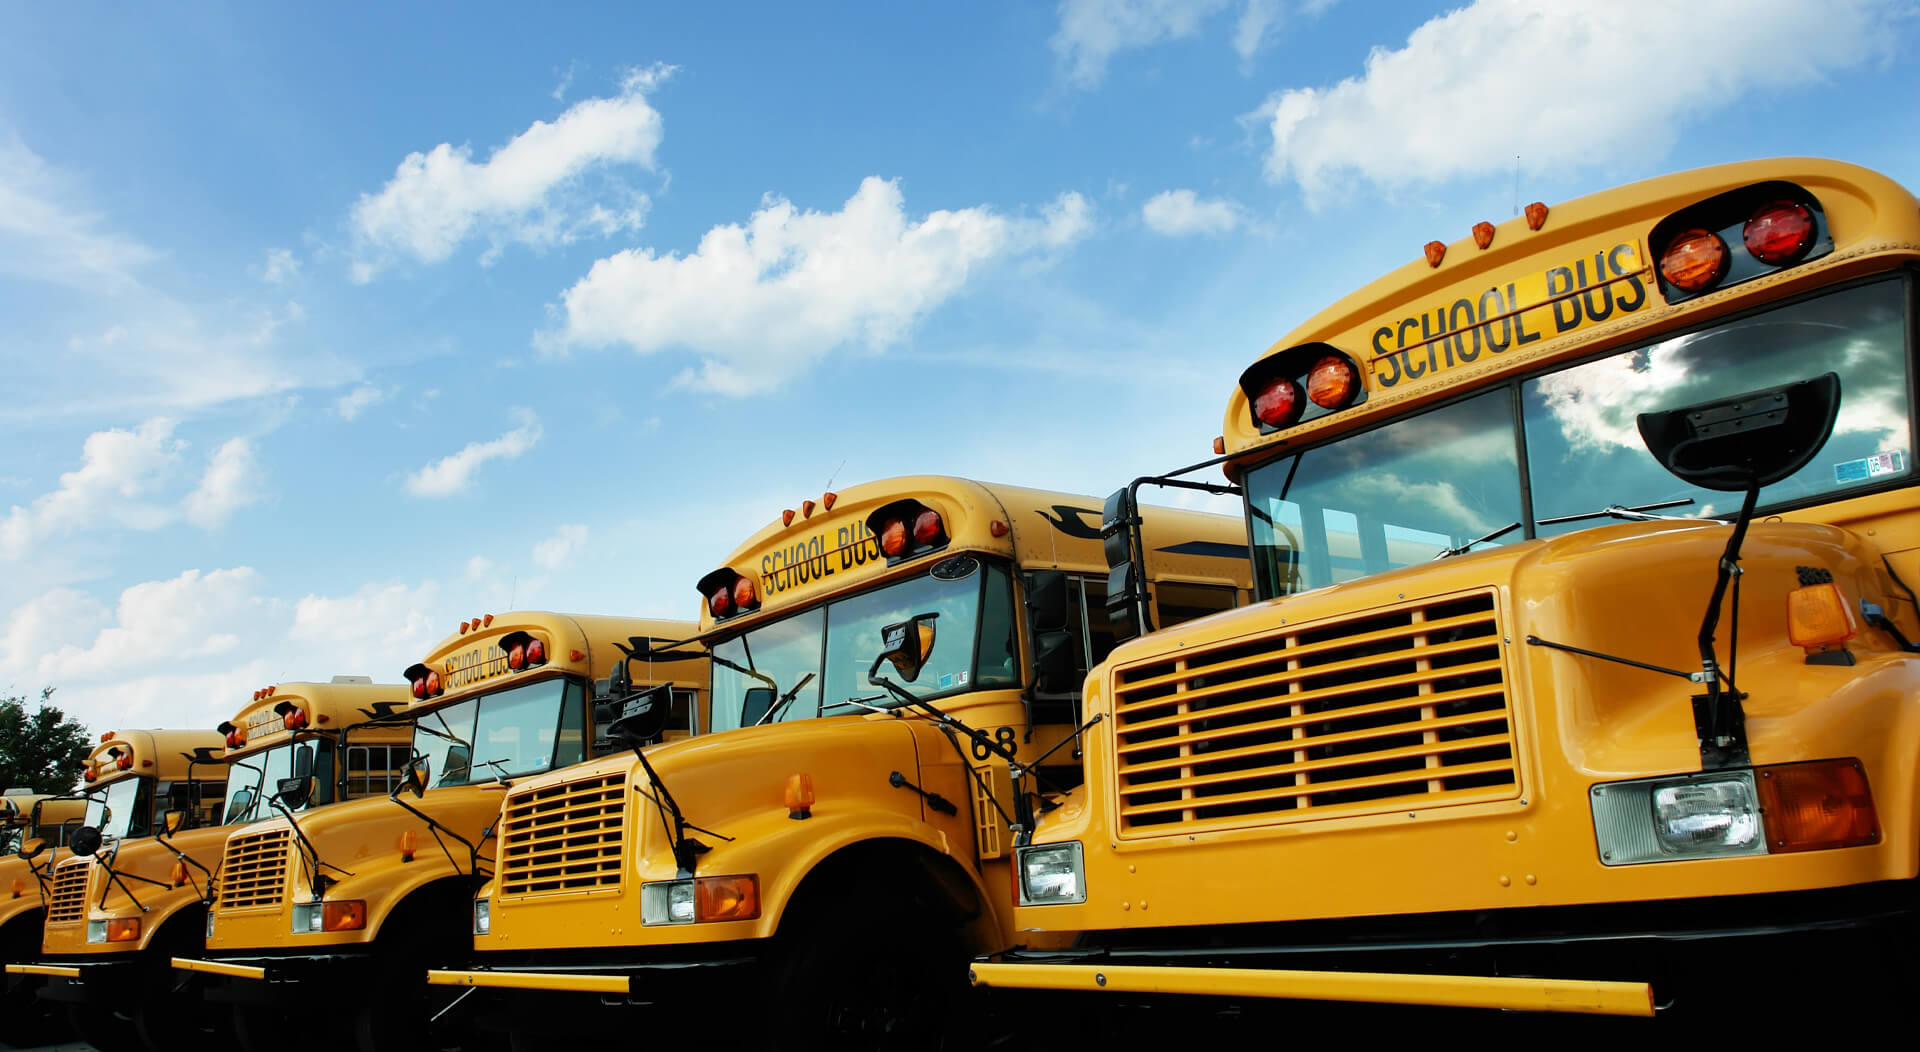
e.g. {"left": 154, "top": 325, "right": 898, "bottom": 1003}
{"left": 764, "top": 897, "right": 962, "bottom": 1052}
{"left": 64, "top": 1002, "right": 143, "bottom": 1052}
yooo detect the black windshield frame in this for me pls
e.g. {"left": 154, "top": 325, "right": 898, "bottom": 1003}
{"left": 1242, "top": 271, "right": 1917, "bottom": 599}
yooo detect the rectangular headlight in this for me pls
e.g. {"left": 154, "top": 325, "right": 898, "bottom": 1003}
{"left": 473, "top": 898, "right": 491, "bottom": 936}
{"left": 86, "top": 920, "right": 107, "bottom": 944}
{"left": 1017, "top": 842, "right": 1087, "bottom": 906}
{"left": 205, "top": 911, "right": 216, "bottom": 939}
{"left": 640, "top": 880, "right": 695, "bottom": 925}
{"left": 290, "top": 903, "right": 326, "bottom": 933}
{"left": 1593, "top": 771, "right": 1766, "bottom": 866}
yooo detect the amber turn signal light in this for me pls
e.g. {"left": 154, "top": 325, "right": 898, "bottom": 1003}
{"left": 1755, "top": 760, "right": 1878, "bottom": 853}
{"left": 694, "top": 875, "right": 760, "bottom": 923}
{"left": 322, "top": 900, "right": 368, "bottom": 931}
{"left": 1787, "top": 582, "right": 1858, "bottom": 648}
{"left": 106, "top": 918, "right": 141, "bottom": 942}
{"left": 1659, "top": 229, "right": 1728, "bottom": 293}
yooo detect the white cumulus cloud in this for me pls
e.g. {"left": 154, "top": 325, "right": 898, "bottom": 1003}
{"left": 1141, "top": 189, "right": 1245, "bottom": 236}
{"left": 335, "top": 384, "right": 385, "bottom": 421}
{"left": 1, "top": 419, "right": 183, "bottom": 559}
{"left": 262, "top": 247, "right": 299, "bottom": 284}
{"left": 183, "top": 437, "right": 261, "bottom": 529}
{"left": 1259, "top": 0, "right": 1899, "bottom": 205}
{"left": 531, "top": 524, "right": 589, "bottom": 569}
{"left": 404, "top": 410, "right": 542, "bottom": 497}
{"left": 543, "top": 177, "right": 1092, "bottom": 395}
{"left": 35, "top": 568, "right": 266, "bottom": 683}
{"left": 1053, "top": 0, "right": 1232, "bottom": 87}
{"left": 350, "top": 64, "right": 672, "bottom": 277}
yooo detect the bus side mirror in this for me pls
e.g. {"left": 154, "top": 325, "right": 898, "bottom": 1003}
{"left": 607, "top": 683, "right": 673, "bottom": 749}
{"left": 16, "top": 837, "right": 45, "bottom": 861}
{"left": 398, "top": 757, "right": 431, "bottom": 799}
{"left": 740, "top": 687, "right": 776, "bottom": 728}
{"left": 69, "top": 826, "right": 102, "bottom": 858}
{"left": 1639, "top": 372, "right": 1840, "bottom": 491}
{"left": 275, "top": 778, "right": 312, "bottom": 810}
{"left": 292, "top": 747, "right": 314, "bottom": 781}
{"left": 606, "top": 656, "right": 632, "bottom": 700}
{"left": 1102, "top": 488, "right": 1152, "bottom": 644}
{"left": 163, "top": 810, "right": 187, "bottom": 836}
{"left": 223, "top": 788, "right": 256, "bottom": 825}
{"left": 876, "top": 613, "right": 939, "bottom": 683}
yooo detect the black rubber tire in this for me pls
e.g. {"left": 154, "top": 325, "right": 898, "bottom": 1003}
{"left": 764, "top": 904, "right": 962, "bottom": 1052}
{"left": 65, "top": 1001, "right": 145, "bottom": 1052}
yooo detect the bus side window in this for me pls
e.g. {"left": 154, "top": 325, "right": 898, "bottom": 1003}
{"left": 346, "top": 745, "right": 407, "bottom": 798}
{"left": 1153, "top": 581, "right": 1239, "bottom": 628}
{"left": 975, "top": 562, "right": 1019, "bottom": 688}
{"left": 1027, "top": 573, "right": 1111, "bottom": 706}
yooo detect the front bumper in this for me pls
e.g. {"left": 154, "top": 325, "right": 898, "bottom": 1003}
{"left": 6, "top": 956, "right": 141, "bottom": 1005}
{"left": 171, "top": 950, "right": 375, "bottom": 1005}
{"left": 431, "top": 944, "right": 762, "bottom": 1002}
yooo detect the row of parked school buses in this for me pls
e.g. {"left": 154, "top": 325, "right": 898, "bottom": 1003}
{"left": 6, "top": 157, "right": 1920, "bottom": 1049}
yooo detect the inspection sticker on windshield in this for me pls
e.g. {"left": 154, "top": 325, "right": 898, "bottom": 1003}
{"left": 1834, "top": 449, "right": 1907, "bottom": 484}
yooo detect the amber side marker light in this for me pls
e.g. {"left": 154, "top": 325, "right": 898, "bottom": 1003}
{"left": 785, "top": 773, "right": 815, "bottom": 820}
{"left": 1787, "top": 580, "right": 1858, "bottom": 649}
{"left": 106, "top": 918, "right": 141, "bottom": 942}
{"left": 694, "top": 875, "right": 760, "bottom": 923}
{"left": 1755, "top": 760, "right": 1878, "bottom": 853}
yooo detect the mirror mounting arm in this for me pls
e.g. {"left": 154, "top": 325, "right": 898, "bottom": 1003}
{"left": 156, "top": 829, "right": 217, "bottom": 902}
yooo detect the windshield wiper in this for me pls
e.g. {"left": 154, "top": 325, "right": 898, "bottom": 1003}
{"left": 472, "top": 758, "right": 516, "bottom": 785}
{"left": 1537, "top": 498, "right": 1708, "bottom": 527}
{"left": 1433, "top": 521, "right": 1522, "bottom": 560}
{"left": 751, "top": 673, "right": 817, "bottom": 727}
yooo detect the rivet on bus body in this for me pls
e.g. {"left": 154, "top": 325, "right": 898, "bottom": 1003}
{"left": 1505, "top": 830, "right": 1517, "bottom": 842}
{"left": 1499, "top": 876, "right": 1510, "bottom": 887}
{"left": 1139, "top": 901, "right": 1148, "bottom": 910}
{"left": 1121, "top": 902, "right": 1130, "bottom": 911}
{"left": 1095, "top": 973, "right": 1107, "bottom": 987}
{"left": 1525, "top": 874, "right": 1537, "bottom": 885}
{"left": 1128, "top": 864, "right": 1136, "bottom": 874}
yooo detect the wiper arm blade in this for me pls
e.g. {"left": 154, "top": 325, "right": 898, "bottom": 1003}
{"left": 1536, "top": 498, "right": 1705, "bottom": 527}
{"left": 1434, "top": 520, "right": 1522, "bottom": 560}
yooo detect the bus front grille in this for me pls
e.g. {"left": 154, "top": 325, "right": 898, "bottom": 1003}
{"left": 1111, "top": 589, "right": 1517, "bottom": 837}
{"left": 46, "top": 859, "right": 91, "bottom": 925}
{"left": 497, "top": 772, "right": 627, "bottom": 897}
{"left": 218, "top": 828, "right": 291, "bottom": 911}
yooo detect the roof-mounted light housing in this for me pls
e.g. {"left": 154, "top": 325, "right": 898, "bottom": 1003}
{"left": 1651, "top": 180, "right": 1832, "bottom": 305}
{"left": 1238, "top": 343, "right": 1367, "bottom": 434}
{"left": 696, "top": 568, "right": 759, "bottom": 622}
{"left": 864, "top": 500, "right": 949, "bottom": 566}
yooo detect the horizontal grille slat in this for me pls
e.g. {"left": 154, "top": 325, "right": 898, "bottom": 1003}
{"left": 46, "top": 860, "right": 91, "bottom": 925}
{"left": 1112, "top": 589, "right": 1517, "bottom": 836}
{"left": 218, "top": 828, "right": 290, "bottom": 911}
{"left": 497, "top": 772, "right": 626, "bottom": 898}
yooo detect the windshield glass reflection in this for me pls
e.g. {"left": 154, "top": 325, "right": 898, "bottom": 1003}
{"left": 1245, "top": 278, "right": 1912, "bottom": 599}
{"left": 408, "top": 678, "right": 580, "bottom": 788}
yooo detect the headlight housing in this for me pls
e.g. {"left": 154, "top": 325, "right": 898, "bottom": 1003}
{"left": 291, "top": 900, "right": 367, "bottom": 933}
{"left": 1593, "top": 771, "right": 1765, "bottom": 865}
{"left": 86, "top": 920, "right": 106, "bottom": 944}
{"left": 1017, "top": 842, "right": 1087, "bottom": 905}
{"left": 640, "top": 880, "right": 695, "bottom": 925}
{"left": 473, "top": 897, "right": 491, "bottom": 936}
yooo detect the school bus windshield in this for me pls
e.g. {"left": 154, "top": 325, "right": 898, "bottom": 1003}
{"left": 1249, "top": 276, "right": 1913, "bottom": 598}
{"left": 84, "top": 777, "right": 153, "bottom": 842}
{"left": 411, "top": 677, "right": 587, "bottom": 787}
{"left": 224, "top": 739, "right": 334, "bottom": 824}
{"left": 710, "top": 559, "right": 1019, "bottom": 731}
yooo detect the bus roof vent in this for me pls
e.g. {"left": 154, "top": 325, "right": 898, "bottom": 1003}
{"left": 329, "top": 675, "right": 374, "bottom": 685}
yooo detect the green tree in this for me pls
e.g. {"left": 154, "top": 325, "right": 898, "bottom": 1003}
{"left": 0, "top": 687, "right": 91, "bottom": 794}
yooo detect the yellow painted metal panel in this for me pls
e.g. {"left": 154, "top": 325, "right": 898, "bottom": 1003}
{"left": 170, "top": 957, "right": 267, "bottom": 980}
{"left": 969, "top": 962, "right": 1654, "bottom": 1018}
{"left": 426, "top": 969, "right": 629, "bottom": 994}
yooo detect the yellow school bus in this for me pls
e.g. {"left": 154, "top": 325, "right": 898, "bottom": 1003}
{"left": 0, "top": 792, "right": 87, "bottom": 1043}
{"left": 975, "top": 158, "right": 1920, "bottom": 1019}
{"left": 19, "top": 680, "right": 412, "bottom": 1050}
{"left": 434, "top": 477, "right": 1250, "bottom": 1045}
{"left": 173, "top": 613, "right": 703, "bottom": 1049}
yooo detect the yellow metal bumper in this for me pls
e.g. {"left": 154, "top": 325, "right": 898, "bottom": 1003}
{"left": 4, "top": 964, "right": 80, "bottom": 979}
{"left": 968, "top": 962, "right": 1655, "bottom": 1018}
{"left": 427, "top": 969, "right": 630, "bottom": 995}
{"left": 170, "top": 957, "right": 267, "bottom": 981}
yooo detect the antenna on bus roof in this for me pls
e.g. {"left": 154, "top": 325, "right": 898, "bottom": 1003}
{"left": 823, "top": 458, "right": 846, "bottom": 494}
{"left": 1512, "top": 155, "right": 1521, "bottom": 218}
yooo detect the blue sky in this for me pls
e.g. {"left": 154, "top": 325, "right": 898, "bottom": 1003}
{"left": 3, "top": 0, "right": 1917, "bottom": 735}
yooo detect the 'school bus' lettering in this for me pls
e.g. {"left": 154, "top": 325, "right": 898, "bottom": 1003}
{"left": 1371, "top": 242, "right": 1648, "bottom": 388}
{"left": 760, "top": 521, "right": 881, "bottom": 596}
{"left": 444, "top": 646, "right": 510, "bottom": 689}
